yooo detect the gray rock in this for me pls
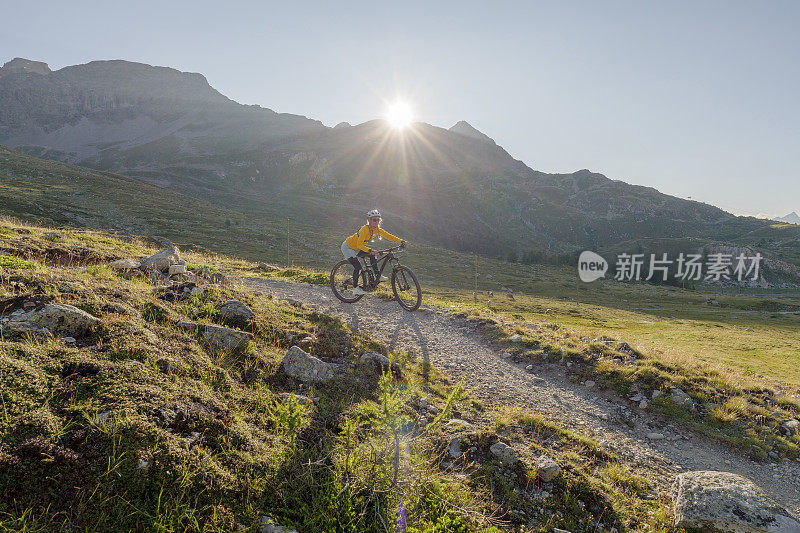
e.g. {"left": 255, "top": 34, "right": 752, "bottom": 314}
{"left": 282, "top": 346, "right": 339, "bottom": 382}
{"left": 180, "top": 321, "right": 253, "bottom": 353}
{"left": 140, "top": 245, "right": 180, "bottom": 272}
{"left": 445, "top": 419, "right": 474, "bottom": 429}
{"left": 360, "top": 352, "right": 391, "bottom": 370}
{"left": 217, "top": 300, "right": 254, "bottom": 326}
{"left": 1, "top": 320, "right": 53, "bottom": 340}
{"left": 584, "top": 380, "right": 596, "bottom": 388}
{"left": 109, "top": 258, "right": 141, "bottom": 271}
{"left": 652, "top": 390, "right": 664, "bottom": 399}
{"left": 24, "top": 304, "right": 101, "bottom": 336}
{"left": 673, "top": 470, "right": 800, "bottom": 532}
{"left": 168, "top": 264, "right": 187, "bottom": 275}
{"left": 489, "top": 441, "right": 518, "bottom": 465}
{"left": 781, "top": 419, "right": 799, "bottom": 437}
{"left": 536, "top": 455, "right": 562, "bottom": 482}
{"left": 647, "top": 432, "right": 665, "bottom": 440}
{"left": 670, "top": 388, "right": 693, "bottom": 407}
{"left": 448, "top": 438, "right": 462, "bottom": 459}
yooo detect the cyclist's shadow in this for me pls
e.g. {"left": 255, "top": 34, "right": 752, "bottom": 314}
{"left": 388, "top": 312, "right": 431, "bottom": 383}
{"left": 339, "top": 305, "right": 431, "bottom": 383}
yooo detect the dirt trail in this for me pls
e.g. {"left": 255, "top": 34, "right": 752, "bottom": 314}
{"left": 240, "top": 277, "right": 800, "bottom": 516}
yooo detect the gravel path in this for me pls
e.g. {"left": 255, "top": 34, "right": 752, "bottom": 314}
{"left": 240, "top": 277, "right": 800, "bottom": 516}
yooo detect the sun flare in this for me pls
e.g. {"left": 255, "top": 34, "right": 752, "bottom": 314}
{"left": 386, "top": 102, "right": 413, "bottom": 128}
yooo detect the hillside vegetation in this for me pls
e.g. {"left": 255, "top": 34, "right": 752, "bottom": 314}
{"left": 1, "top": 219, "right": 686, "bottom": 532}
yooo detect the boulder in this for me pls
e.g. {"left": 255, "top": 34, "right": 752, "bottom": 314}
{"left": 282, "top": 346, "right": 338, "bottom": 382}
{"left": 673, "top": 470, "right": 800, "bottom": 532}
{"left": 25, "top": 304, "right": 101, "bottom": 336}
{"left": 536, "top": 455, "right": 562, "bottom": 482}
{"left": 217, "top": 300, "right": 254, "bottom": 326}
{"left": 180, "top": 322, "right": 252, "bottom": 353}
{"left": 109, "top": 258, "right": 141, "bottom": 271}
{"left": 780, "top": 419, "right": 799, "bottom": 437}
{"left": 140, "top": 245, "right": 180, "bottom": 272}
{"left": 1, "top": 320, "right": 53, "bottom": 340}
{"left": 670, "top": 388, "right": 693, "bottom": 407}
{"left": 489, "top": 441, "right": 518, "bottom": 465}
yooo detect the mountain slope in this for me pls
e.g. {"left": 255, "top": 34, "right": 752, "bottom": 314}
{"left": 0, "top": 58, "right": 772, "bottom": 256}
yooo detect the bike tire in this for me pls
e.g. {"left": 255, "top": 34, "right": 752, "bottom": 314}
{"left": 330, "top": 260, "right": 364, "bottom": 303}
{"left": 391, "top": 266, "right": 421, "bottom": 311}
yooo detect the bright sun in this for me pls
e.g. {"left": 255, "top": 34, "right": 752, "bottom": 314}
{"left": 386, "top": 102, "right": 413, "bottom": 128}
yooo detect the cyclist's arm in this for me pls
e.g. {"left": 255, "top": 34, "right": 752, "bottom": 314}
{"left": 378, "top": 228, "right": 403, "bottom": 243}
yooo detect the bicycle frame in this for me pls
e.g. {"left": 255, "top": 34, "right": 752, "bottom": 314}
{"left": 357, "top": 246, "right": 405, "bottom": 290}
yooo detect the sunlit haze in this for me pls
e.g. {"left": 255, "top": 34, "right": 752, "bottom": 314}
{"left": 386, "top": 102, "right": 413, "bottom": 128}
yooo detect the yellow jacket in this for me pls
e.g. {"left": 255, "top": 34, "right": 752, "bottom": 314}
{"left": 345, "top": 225, "right": 402, "bottom": 253}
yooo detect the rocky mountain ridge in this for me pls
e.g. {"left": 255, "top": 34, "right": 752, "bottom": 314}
{"left": 0, "top": 58, "right": 774, "bottom": 257}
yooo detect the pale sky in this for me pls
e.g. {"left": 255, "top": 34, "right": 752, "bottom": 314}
{"left": 2, "top": 0, "right": 798, "bottom": 217}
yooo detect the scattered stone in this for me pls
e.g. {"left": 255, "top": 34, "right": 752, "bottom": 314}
{"left": 360, "top": 352, "right": 391, "bottom": 371}
{"left": 780, "top": 419, "right": 799, "bottom": 437}
{"left": 278, "top": 392, "right": 313, "bottom": 406}
{"left": 43, "top": 232, "right": 62, "bottom": 241}
{"left": 281, "top": 346, "right": 339, "bottom": 382}
{"left": 137, "top": 459, "right": 151, "bottom": 470}
{"left": 652, "top": 390, "right": 664, "bottom": 400}
{"left": 536, "top": 455, "right": 562, "bottom": 482}
{"left": 140, "top": 245, "right": 180, "bottom": 272}
{"left": 168, "top": 264, "right": 187, "bottom": 276}
{"left": 62, "top": 336, "right": 76, "bottom": 344}
{"left": 97, "top": 410, "right": 111, "bottom": 422}
{"left": 190, "top": 286, "right": 204, "bottom": 296}
{"left": 24, "top": 303, "right": 101, "bottom": 336}
{"left": 217, "top": 300, "right": 254, "bottom": 326}
{"left": 584, "top": 380, "right": 596, "bottom": 388}
{"left": 109, "top": 258, "right": 141, "bottom": 271}
{"left": 448, "top": 438, "right": 462, "bottom": 459}
{"left": 446, "top": 419, "right": 474, "bottom": 430}
{"left": 180, "top": 322, "right": 253, "bottom": 353}
{"left": 525, "top": 364, "right": 534, "bottom": 371}
{"left": 670, "top": 388, "right": 693, "bottom": 407}
{"left": 647, "top": 432, "right": 664, "bottom": 440}
{"left": 673, "top": 470, "right": 800, "bottom": 532}
{"left": 502, "top": 352, "right": 513, "bottom": 359}
{"left": 639, "top": 399, "right": 649, "bottom": 409}
{"left": 509, "top": 334, "right": 523, "bottom": 342}
{"left": 489, "top": 441, "right": 518, "bottom": 465}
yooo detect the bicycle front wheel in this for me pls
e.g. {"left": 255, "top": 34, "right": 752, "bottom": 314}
{"left": 330, "top": 260, "right": 364, "bottom": 303}
{"left": 391, "top": 266, "right": 421, "bottom": 311}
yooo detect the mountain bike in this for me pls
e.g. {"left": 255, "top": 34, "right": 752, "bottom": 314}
{"left": 330, "top": 243, "right": 422, "bottom": 311}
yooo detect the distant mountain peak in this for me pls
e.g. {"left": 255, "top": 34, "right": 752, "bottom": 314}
{"left": 0, "top": 58, "right": 51, "bottom": 76}
{"left": 448, "top": 120, "right": 496, "bottom": 145}
{"left": 776, "top": 211, "right": 800, "bottom": 225}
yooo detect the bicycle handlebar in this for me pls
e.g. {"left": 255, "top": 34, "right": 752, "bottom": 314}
{"left": 373, "top": 243, "right": 406, "bottom": 255}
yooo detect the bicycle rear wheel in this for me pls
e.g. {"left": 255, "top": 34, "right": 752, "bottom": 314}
{"left": 391, "top": 266, "right": 421, "bottom": 311}
{"left": 330, "top": 260, "right": 364, "bottom": 303}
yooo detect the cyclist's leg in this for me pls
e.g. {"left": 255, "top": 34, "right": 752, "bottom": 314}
{"left": 348, "top": 257, "right": 362, "bottom": 286}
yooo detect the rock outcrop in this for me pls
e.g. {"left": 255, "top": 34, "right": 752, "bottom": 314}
{"left": 281, "top": 346, "right": 339, "bottom": 382}
{"left": 180, "top": 322, "right": 253, "bottom": 353}
{"left": 673, "top": 470, "right": 800, "bottom": 532}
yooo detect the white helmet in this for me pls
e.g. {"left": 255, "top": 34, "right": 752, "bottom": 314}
{"left": 367, "top": 209, "right": 381, "bottom": 218}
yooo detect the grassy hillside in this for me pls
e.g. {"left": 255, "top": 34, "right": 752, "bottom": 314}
{"left": 0, "top": 219, "right": 682, "bottom": 532}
